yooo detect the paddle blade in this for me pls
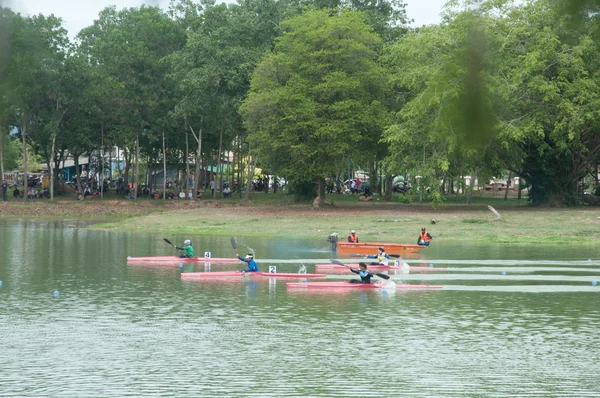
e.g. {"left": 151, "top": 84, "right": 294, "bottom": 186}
{"left": 230, "top": 237, "right": 236, "bottom": 250}
{"left": 389, "top": 254, "right": 401, "bottom": 258}
{"left": 330, "top": 259, "right": 347, "bottom": 267}
{"left": 163, "top": 238, "right": 174, "bottom": 247}
{"left": 375, "top": 272, "right": 390, "bottom": 280}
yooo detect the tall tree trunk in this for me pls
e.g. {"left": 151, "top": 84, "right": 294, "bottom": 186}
{"left": 185, "top": 132, "right": 189, "bottom": 189}
{"left": 215, "top": 128, "right": 223, "bottom": 199}
{"left": 134, "top": 132, "right": 140, "bottom": 200}
{"left": 162, "top": 132, "right": 167, "bottom": 200}
{"left": 504, "top": 171, "right": 512, "bottom": 201}
{"left": 123, "top": 149, "right": 131, "bottom": 194}
{"left": 368, "top": 160, "right": 376, "bottom": 197}
{"left": 100, "top": 124, "right": 104, "bottom": 199}
{"left": 190, "top": 124, "right": 202, "bottom": 201}
{"left": 237, "top": 137, "right": 242, "bottom": 198}
{"left": 384, "top": 172, "right": 393, "bottom": 201}
{"left": 467, "top": 169, "right": 476, "bottom": 205}
{"left": 22, "top": 117, "right": 27, "bottom": 202}
{"left": 245, "top": 147, "right": 255, "bottom": 201}
{"left": 313, "top": 177, "right": 326, "bottom": 208}
{"left": 50, "top": 134, "right": 56, "bottom": 200}
{"left": 0, "top": 118, "right": 5, "bottom": 179}
{"left": 74, "top": 155, "right": 82, "bottom": 194}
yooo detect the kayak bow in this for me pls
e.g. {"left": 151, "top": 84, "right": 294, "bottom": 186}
{"left": 315, "top": 264, "right": 447, "bottom": 273}
{"left": 286, "top": 281, "right": 442, "bottom": 290}
{"left": 127, "top": 256, "right": 239, "bottom": 264}
{"left": 181, "top": 271, "right": 327, "bottom": 279}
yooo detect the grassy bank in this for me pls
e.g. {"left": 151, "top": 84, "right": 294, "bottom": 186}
{"left": 86, "top": 192, "right": 600, "bottom": 245}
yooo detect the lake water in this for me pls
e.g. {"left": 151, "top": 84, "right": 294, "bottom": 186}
{"left": 1, "top": 219, "right": 600, "bottom": 397}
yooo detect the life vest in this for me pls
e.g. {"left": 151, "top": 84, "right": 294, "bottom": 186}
{"left": 420, "top": 231, "right": 431, "bottom": 242}
{"left": 377, "top": 254, "right": 389, "bottom": 265}
{"left": 348, "top": 234, "right": 358, "bottom": 243}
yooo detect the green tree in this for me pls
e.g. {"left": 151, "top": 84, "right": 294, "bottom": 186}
{"left": 240, "top": 10, "right": 388, "bottom": 205}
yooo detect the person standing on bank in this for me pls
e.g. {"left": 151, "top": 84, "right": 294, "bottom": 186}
{"left": 1, "top": 180, "right": 7, "bottom": 201}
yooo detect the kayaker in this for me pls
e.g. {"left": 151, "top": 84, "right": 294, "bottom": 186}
{"left": 176, "top": 240, "right": 195, "bottom": 258}
{"left": 417, "top": 228, "right": 433, "bottom": 246}
{"left": 349, "top": 262, "right": 374, "bottom": 284}
{"left": 237, "top": 253, "right": 259, "bottom": 272}
{"left": 365, "top": 247, "right": 390, "bottom": 265}
{"left": 348, "top": 230, "right": 359, "bottom": 243}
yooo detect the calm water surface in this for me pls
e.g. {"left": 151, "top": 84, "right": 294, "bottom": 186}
{"left": 1, "top": 219, "right": 600, "bottom": 397}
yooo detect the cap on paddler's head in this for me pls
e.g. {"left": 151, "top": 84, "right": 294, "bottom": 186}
{"left": 246, "top": 253, "right": 254, "bottom": 259}
{"left": 351, "top": 230, "right": 356, "bottom": 234}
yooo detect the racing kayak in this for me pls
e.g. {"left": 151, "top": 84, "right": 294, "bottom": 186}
{"left": 181, "top": 271, "right": 327, "bottom": 279}
{"left": 286, "top": 281, "right": 442, "bottom": 290}
{"left": 127, "top": 256, "right": 239, "bottom": 264}
{"left": 315, "top": 264, "right": 448, "bottom": 272}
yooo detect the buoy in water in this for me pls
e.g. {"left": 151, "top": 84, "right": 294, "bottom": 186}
{"left": 429, "top": 263, "right": 434, "bottom": 268}
{"left": 501, "top": 271, "right": 507, "bottom": 275}
{"left": 179, "top": 263, "right": 184, "bottom": 269}
{"left": 0, "top": 280, "right": 3, "bottom": 287}
{"left": 53, "top": 290, "right": 59, "bottom": 297}
{"left": 592, "top": 280, "right": 597, "bottom": 286}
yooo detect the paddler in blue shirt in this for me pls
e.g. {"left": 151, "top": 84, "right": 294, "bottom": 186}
{"left": 365, "top": 247, "right": 390, "bottom": 266}
{"left": 175, "top": 240, "right": 195, "bottom": 258}
{"left": 349, "top": 262, "right": 374, "bottom": 284}
{"left": 237, "top": 253, "right": 259, "bottom": 272}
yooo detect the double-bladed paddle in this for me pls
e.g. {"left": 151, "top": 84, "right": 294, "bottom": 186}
{"left": 350, "top": 253, "right": 402, "bottom": 259}
{"left": 164, "top": 238, "right": 182, "bottom": 253}
{"left": 330, "top": 259, "right": 390, "bottom": 280}
{"left": 230, "top": 236, "right": 238, "bottom": 257}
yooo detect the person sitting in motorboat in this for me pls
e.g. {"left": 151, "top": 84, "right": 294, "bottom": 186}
{"left": 418, "top": 227, "right": 433, "bottom": 246}
{"left": 349, "top": 262, "right": 374, "bottom": 284}
{"left": 176, "top": 240, "right": 195, "bottom": 258}
{"left": 237, "top": 253, "right": 259, "bottom": 272}
{"left": 348, "top": 230, "right": 359, "bottom": 243}
{"left": 365, "top": 247, "right": 390, "bottom": 265}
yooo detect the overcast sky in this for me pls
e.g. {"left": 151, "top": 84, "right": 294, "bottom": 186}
{"left": 4, "top": 0, "right": 447, "bottom": 39}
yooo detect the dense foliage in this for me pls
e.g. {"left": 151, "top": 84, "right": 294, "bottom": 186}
{"left": 0, "top": 0, "right": 599, "bottom": 205}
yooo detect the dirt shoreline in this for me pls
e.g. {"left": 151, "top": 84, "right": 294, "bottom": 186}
{"left": 0, "top": 197, "right": 543, "bottom": 218}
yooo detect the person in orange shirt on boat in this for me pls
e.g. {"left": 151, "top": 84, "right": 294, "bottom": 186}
{"left": 417, "top": 228, "right": 433, "bottom": 246}
{"left": 348, "top": 230, "right": 359, "bottom": 243}
{"left": 365, "top": 247, "right": 390, "bottom": 265}
{"left": 349, "top": 262, "right": 374, "bottom": 284}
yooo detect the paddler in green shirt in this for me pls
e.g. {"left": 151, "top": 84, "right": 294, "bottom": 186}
{"left": 176, "top": 240, "right": 195, "bottom": 258}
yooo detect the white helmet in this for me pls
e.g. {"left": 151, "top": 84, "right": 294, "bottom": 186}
{"left": 184, "top": 240, "right": 191, "bottom": 246}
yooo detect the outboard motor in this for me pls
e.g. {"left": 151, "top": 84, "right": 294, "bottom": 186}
{"left": 327, "top": 233, "right": 339, "bottom": 252}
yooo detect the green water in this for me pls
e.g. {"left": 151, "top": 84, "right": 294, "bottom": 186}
{"left": 1, "top": 219, "right": 599, "bottom": 397}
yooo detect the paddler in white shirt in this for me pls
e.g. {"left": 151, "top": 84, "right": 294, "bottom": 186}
{"left": 365, "top": 247, "right": 390, "bottom": 266}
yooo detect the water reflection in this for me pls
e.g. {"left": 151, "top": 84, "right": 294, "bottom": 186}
{"left": 1, "top": 219, "right": 600, "bottom": 397}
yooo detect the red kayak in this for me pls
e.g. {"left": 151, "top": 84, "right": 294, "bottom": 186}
{"left": 181, "top": 271, "right": 327, "bottom": 280}
{"left": 315, "top": 264, "right": 447, "bottom": 272}
{"left": 127, "top": 256, "right": 239, "bottom": 264}
{"left": 286, "top": 281, "right": 442, "bottom": 290}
